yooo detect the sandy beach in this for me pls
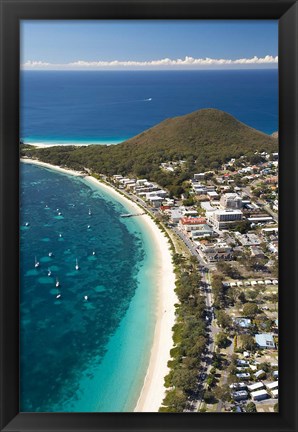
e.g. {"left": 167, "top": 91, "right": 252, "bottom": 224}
{"left": 20, "top": 157, "right": 177, "bottom": 412}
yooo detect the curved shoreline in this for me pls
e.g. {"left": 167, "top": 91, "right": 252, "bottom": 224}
{"left": 20, "top": 158, "right": 177, "bottom": 412}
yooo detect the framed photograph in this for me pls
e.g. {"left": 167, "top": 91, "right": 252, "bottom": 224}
{"left": 0, "top": 0, "right": 297, "bottom": 431}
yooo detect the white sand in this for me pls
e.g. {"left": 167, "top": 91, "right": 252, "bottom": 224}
{"left": 20, "top": 158, "right": 177, "bottom": 412}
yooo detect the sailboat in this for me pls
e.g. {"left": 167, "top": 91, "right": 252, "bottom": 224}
{"left": 34, "top": 256, "right": 40, "bottom": 268}
{"left": 47, "top": 268, "right": 52, "bottom": 277}
{"left": 75, "top": 258, "right": 79, "bottom": 271}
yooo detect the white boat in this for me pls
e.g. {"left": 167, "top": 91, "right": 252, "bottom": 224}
{"left": 48, "top": 251, "right": 53, "bottom": 257}
{"left": 56, "top": 294, "right": 61, "bottom": 299}
{"left": 34, "top": 257, "right": 40, "bottom": 268}
{"left": 25, "top": 222, "right": 30, "bottom": 227}
{"left": 47, "top": 268, "right": 52, "bottom": 277}
{"left": 92, "top": 251, "right": 96, "bottom": 256}
{"left": 75, "top": 258, "right": 79, "bottom": 271}
{"left": 55, "top": 278, "right": 60, "bottom": 288}
{"left": 87, "top": 225, "right": 91, "bottom": 229}
{"left": 59, "top": 233, "right": 63, "bottom": 238}
{"left": 58, "top": 212, "right": 62, "bottom": 216}
{"left": 84, "top": 295, "right": 88, "bottom": 301}
{"left": 88, "top": 209, "right": 92, "bottom": 216}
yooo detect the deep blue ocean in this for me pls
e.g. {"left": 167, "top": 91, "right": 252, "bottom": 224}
{"left": 20, "top": 163, "right": 158, "bottom": 412}
{"left": 21, "top": 70, "right": 278, "bottom": 145}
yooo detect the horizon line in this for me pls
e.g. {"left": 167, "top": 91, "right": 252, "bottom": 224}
{"left": 21, "top": 55, "right": 278, "bottom": 71}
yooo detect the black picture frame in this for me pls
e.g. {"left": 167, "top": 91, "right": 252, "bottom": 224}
{"left": 0, "top": 1, "right": 297, "bottom": 431}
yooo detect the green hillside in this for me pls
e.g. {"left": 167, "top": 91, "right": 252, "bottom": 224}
{"left": 21, "top": 108, "right": 278, "bottom": 192}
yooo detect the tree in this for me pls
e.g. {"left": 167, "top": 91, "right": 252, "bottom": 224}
{"left": 161, "top": 389, "right": 188, "bottom": 412}
{"left": 189, "top": 255, "right": 198, "bottom": 271}
{"left": 242, "top": 302, "right": 259, "bottom": 317}
{"left": 247, "top": 290, "right": 258, "bottom": 301}
{"left": 203, "top": 390, "right": 216, "bottom": 404}
{"left": 172, "top": 368, "right": 198, "bottom": 393}
{"left": 238, "top": 291, "right": 247, "bottom": 304}
{"left": 233, "top": 219, "right": 251, "bottom": 234}
{"left": 213, "top": 384, "right": 231, "bottom": 404}
{"left": 206, "top": 374, "right": 217, "bottom": 388}
{"left": 246, "top": 402, "right": 257, "bottom": 413}
{"left": 240, "top": 334, "right": 256, "bottom": 351}
{"left": 183, "top": 196, "right": 195, "bottom": 206}
{"left": 216, "top": 310, "right": 232, "bottom": 329}
{"left": 259, "top": 362, "right": 271, "bottom": 373}
{"left": 216, "top": 332, "right": 231, "bottom": 349}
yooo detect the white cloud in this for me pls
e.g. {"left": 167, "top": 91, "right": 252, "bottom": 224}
{"left": 22, "top": 55, "right": 278, "bottom": 70}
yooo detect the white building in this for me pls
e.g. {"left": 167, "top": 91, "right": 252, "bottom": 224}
{"left": 220, "top": 193, "right": 243, "bottom": 209}
{"left": 265, "top": 381, "right": 278, "bottom": 391}
{"left": 207, "top": 209, "right": 243, "bottom": 230}
{"left": 272, "top": 389, "right": 278, "bottom": 398}
{"left": 207, "top": 190, "right": 219, "bottom": 200}
{"left": 194, "top": 173, "right": 205, "bottom": 181}
{"left": 251, "top": 389, "right": 269, "bottom": 401}
{"left": 232, "top": 390, "right": 248, "bottom": 401}
{"left": 247, "top": 382, "right": 264, "bottom": 392}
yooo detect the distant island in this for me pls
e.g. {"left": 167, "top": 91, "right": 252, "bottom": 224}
{"left": 20, "top": 108, "right": 277, "bottom": 197}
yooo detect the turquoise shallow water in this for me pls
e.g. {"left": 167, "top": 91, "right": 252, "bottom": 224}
{"left": 20, "top": 163, "right": 158, "bottom": 412}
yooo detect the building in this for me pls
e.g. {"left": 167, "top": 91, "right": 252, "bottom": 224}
{"left": 229, "top": 382, "right": 247, "bottom": 390}
{"left": 207, "top": 190, "right": 219, "bottom": 201}
{"left": 207, "top": 209, "right": 243, "bottom": 230}
{"left": 198, "top": 241, "right": 233, "bottom": 262}
{"left": 220, "top": 193, "right": 243, "bottom": 209}
{"left": 251, "top": 389, "right": 269, "bottom": 401}
{"left": 272, "top": 389, "right": 278, "bottom": 398}
{"left": 250, "top": 246, "right": 265, "bottom": 258}
{"left": 232, "top": 390, "right": 249, "bottom": 401}
{"left": 248, "top": 216, "right": 273, "bottom": 223}
{"left": 254, "top": 370, "right": 266, "bottom": 379}
{"left": 236, "top": 373, "right": 250, "bottom": 380}
{"left": 194, "top": 173, "right": 205, "bottom": 181}
{"left": 170, "top": 208, "right": 184, "bottom": 224}
{"left": 190, "top": 224, "right": 213, "bottom": 239}
{"left": 247, "top": 382, "right": 264, "bottom": 392}
{"left": 265, "top": 381, "right": 278, "bottom": 391}
{"left": 234, "top": 317, "right": 252, "bottom": 329}
{"left": 179, "top": 217, "right": 206, "bottom": 232}
{"left": 192, "top": 183, "right": 207, "bottom": 195}
{"left": 235, "top": 232, "right": 261, "bottom": 246}
{"left": 255, "top": 333, "right": 275, "bottom": 349}
{"left": 237, "top": 359, "right": 249, "bottom": 367}
{"left": 148, "top": 196, "right": 164, "bottom": 208}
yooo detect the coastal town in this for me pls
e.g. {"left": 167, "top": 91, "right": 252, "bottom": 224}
{"left": 102, "top": 149, "right": 279, "bottom": 413}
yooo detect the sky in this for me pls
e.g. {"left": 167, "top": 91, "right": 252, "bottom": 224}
{"left": 21, "top": 20, "right": 278, "bottom": 70}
